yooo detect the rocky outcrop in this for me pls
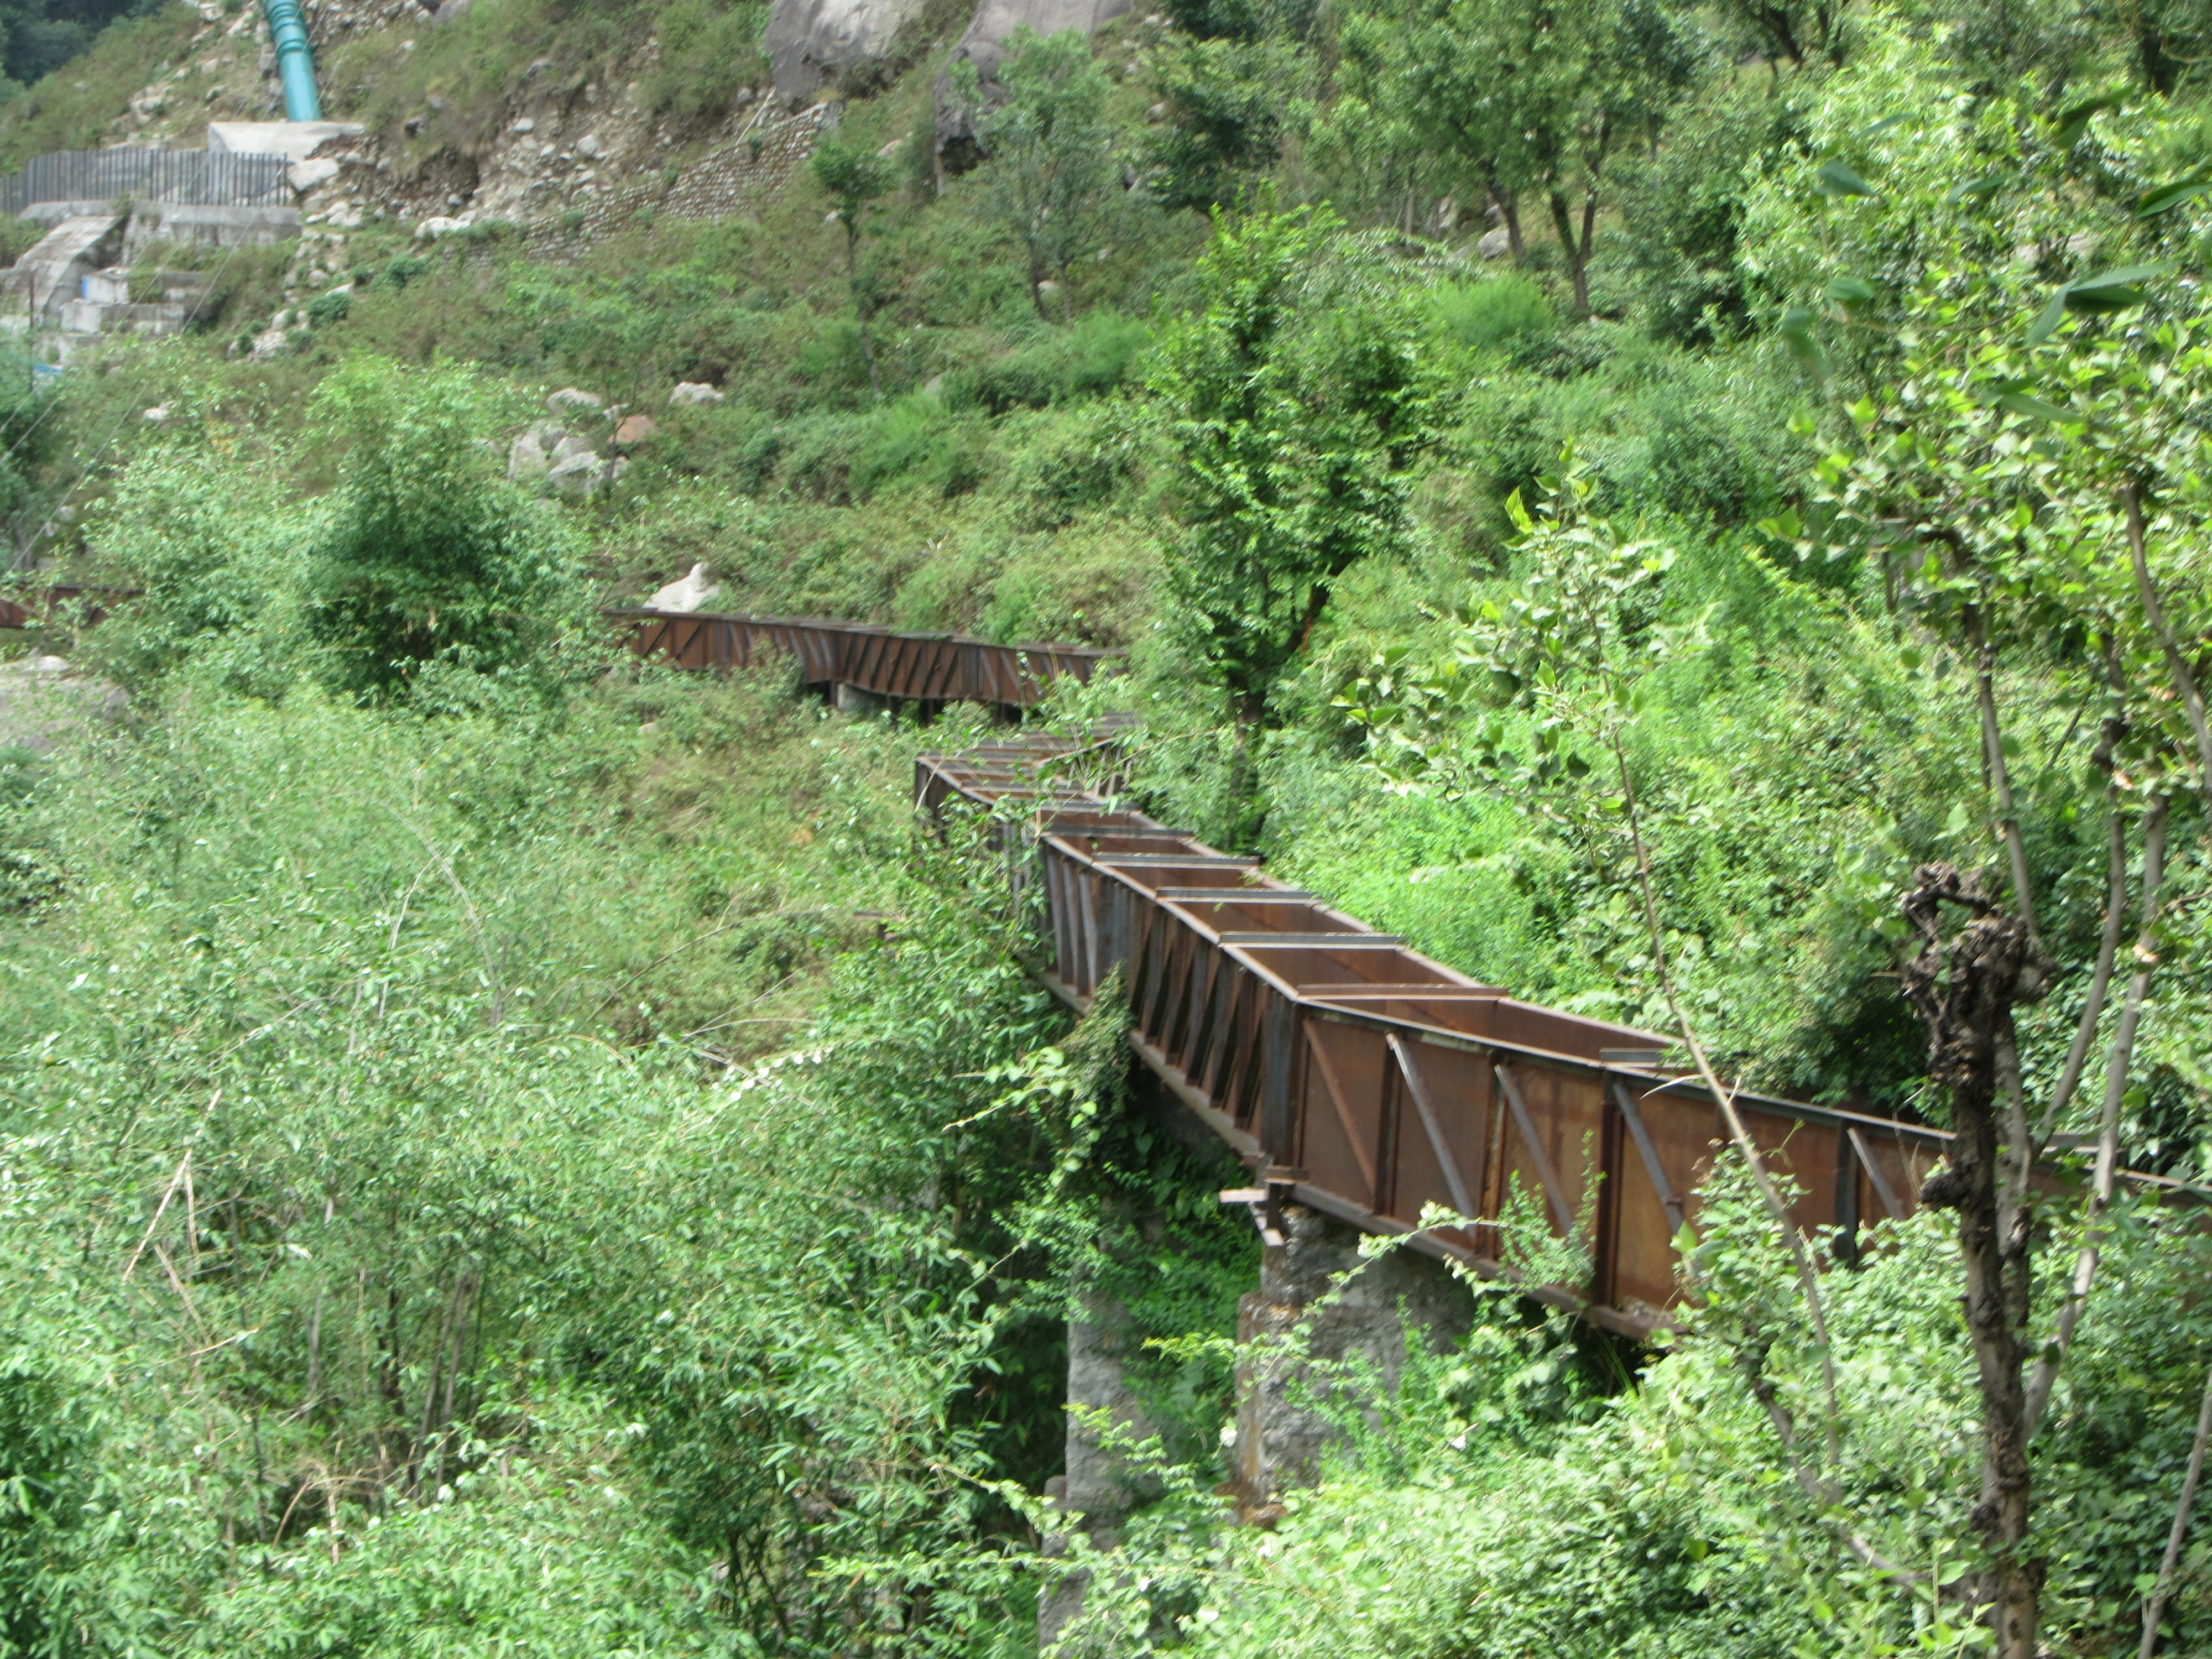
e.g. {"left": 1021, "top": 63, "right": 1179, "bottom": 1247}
{"left": 933, "top": 0, "right": 1131, "bottom": 166}
{"left": 763, "top": 0, "right": 932, "bottom": 105}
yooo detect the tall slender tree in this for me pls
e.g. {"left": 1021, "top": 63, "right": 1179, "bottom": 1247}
{"left": 960, "top": 29, "right": 1121, "bottom": 323}
{"left": 1339, "top": 0, "right": 1701, "bottom": 311}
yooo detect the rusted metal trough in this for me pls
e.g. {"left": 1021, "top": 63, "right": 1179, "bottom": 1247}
{"left": 615, "top": 608, "right": 1117, "bottom": 709}
{"left": 919, "top": 729, "right": 2198, "bottom": 1338}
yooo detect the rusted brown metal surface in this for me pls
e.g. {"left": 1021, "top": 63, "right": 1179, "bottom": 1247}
{"left": 614, "top": 608, "right": 1117, "bottom": 709}
{"left": 918, "top": 731, "right": 2198, "bottom": 1338}
{"left": 0, "top": 587, "right": 126, "bottom": 630}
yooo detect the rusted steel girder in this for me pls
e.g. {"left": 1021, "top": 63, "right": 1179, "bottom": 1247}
{"left": 917, "top": 733, "right": 2201, "bottom": 1338}
{"left": 615, "top": 608, "right": 1117, "bottom": 709}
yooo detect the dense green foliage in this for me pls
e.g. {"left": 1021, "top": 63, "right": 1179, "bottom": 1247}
{"left": 3, "top": 0, "right": 2212, "bottom": 1650}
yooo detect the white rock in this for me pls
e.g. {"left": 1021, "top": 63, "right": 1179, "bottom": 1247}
{"left": 513, "top": 117, "right": 535, "bottom": 133}
{"left": 546, "top": 386, "right": 604, "bottom": 415}
{"left": 577, "top": 133, "right": 603, "bottom": 157}
{"left": 1478, "top": 226, "right": 1511, "bottom": 259}
{"left": 669, "top": 380, "right": 725, "bottom": 406}
{"left": 142, "top": 405, "right": 169, "bottom": 423}
{"left": 551, "top": 431, "right": 596, "bottom": 462}
{"left": 289, "top": 156, "right": 342, "bottom": 193}
{"left": 413, "top": 215, "right": 464, "bottom": 239}
{"left": 646, "top": 562, "right": 722, "bottom": 611}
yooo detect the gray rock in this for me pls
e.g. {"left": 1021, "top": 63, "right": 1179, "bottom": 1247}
{"left": 507, "top": 429, "right": 552, "bottom": 480}
{"left": 546, "top": 386, "right": 604, "bottom": 415}
{"left": 0, "top": 655, "right": 127, "bottom": 754}
{"left": 935, "top": 0, "right": 1133, "bottom": 164}
{"left": 546, "top": 449, "right": 608, "bottom": 497}
{"left": 1478, "top": 225, "right": 1511, "bottom": 259}
{"left": 762, "top": 0, "right": 932, "bottom": 105}
{"left": 669, "top": 380, "right": 725, "bottom": 406}
{"left": 507, "top": 422, "right": 578, "bottom": 481}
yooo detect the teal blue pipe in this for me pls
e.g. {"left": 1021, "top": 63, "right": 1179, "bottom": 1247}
{"left": 262, "top": 0, "right": 322, "bottom": 121}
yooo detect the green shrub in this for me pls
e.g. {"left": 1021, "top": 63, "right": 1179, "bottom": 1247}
{"left": 306, "top": 288, "right": 352, "bottom": 327}
{"left": 638, "top": 0, "right": 769, "bottom": 120}
{"left": 1430, "top": 273, "right": 1554, "bottom": 354}
{"left": 0, "top": 1, "right": 199, "bottom": 169}
{"left": 971, "top": 310, "right": 1150, "bottom": 412}
{"left": 849, "top": 393, "right": 986, "bottom": 499}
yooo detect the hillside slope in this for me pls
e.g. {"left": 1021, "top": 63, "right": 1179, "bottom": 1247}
{"left": 0, "top": 0, "right": 2209, "bottom": 1656}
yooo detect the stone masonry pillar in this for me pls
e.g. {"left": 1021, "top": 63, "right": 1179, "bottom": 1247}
{"left": 1231, "top": 1203, "right": 1472, "bottom": 1519}
{"left": 1038, "top": 1281, "right": 1163, "bottom": 1647}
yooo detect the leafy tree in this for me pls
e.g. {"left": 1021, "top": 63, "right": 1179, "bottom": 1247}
{"left": 1149, "top": 201, "right": 1444, "bottom": 841}
{"left": 810, "top": 137, "right": 894, "bottom": 397}
{"left": 1711, "top": 0, "right": 1843, "bottom": 64}
{"left": 960, "top": 28, "right": 1122, "bottom": 323}
{"left": 1159, "top": 0, "right": 1316, "bottom": 43}
{"left": 1144, "top": 36, "right": 1306, "bottom": 217}
{"left": 1339, "top": 0, "right": 1703, "bottom": 314}
{"left": 0, "top": 0, "right": 146, "bottom": 88}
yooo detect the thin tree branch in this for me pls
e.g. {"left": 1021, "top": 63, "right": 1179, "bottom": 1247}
{"left": 1607, "top": 723, "right": 1844, "bottom": 1475}
{"left": 1965, "top": 598, "right": 2041, "bottom": 951}
{"left": 2123, "top": 483, "right": 2212, "bottom": 797}
{"left": 2024, "top": 789, "right": 2169, "bottom": 1439}
{"left": 2036, "top": 768, "right": 2127, "bottom": 1147}
{"left": 2140, "top": 1359, "right": 2212, "bottom": 1658}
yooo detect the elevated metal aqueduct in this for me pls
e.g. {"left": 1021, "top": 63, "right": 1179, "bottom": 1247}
{"left": 9, "top": 597, "right": 2193, "bottom": 1514}
{"left": 619, "top": 608, "right": 2189, "bottom": 1321}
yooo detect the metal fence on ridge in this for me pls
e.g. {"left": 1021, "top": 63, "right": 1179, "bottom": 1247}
{"left": 0, "top": 148, "right": 290, "bottom": 215}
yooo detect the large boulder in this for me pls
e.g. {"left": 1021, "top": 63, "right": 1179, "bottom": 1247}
{"left": 763, "top": 0, "right": 932, "bottom": 105}
{"left": 645, "top": 562, "right": 723, "bottom": 613}
{"left": 0, "top": 655, "right": 126, "bottom": 754}
{"left": 933, "top": 0, "right": 1131, "bottom": 166}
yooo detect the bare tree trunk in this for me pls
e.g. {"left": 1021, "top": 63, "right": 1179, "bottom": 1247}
{"left": 2140, "top": 1360, "right": 2212, "bottom": 1657}
{"left": 1963, "top": 601, "right": 2041, "bottom": 948}
{"left": 1546, "top": 190, "right": 1590, "bottom": 316}
{"left": 846, "top": 220, "right": 881, "bottom": 399}
{"left": 1481, "top": 165, "right": 1524, "bottom": 260}
{"left": 1901, "top": 866, "right": 2048, "bottom": 1659}
{"left": 1028, "top": 249, "right": 1051, "bottom": 323}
